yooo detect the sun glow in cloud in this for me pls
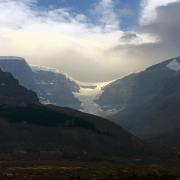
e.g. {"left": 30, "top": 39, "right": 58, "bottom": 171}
{"left": 0, "top": 0, "right": 179, "bottom": 81}
{"left": 0, "top": 0, "right": 127, "bottom": 81}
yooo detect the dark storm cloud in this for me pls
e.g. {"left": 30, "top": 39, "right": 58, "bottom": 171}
{"left": 111, "top": 2, "right": 180, "bottom": 67}
{"left": 140, "top": 2, "right": 180, "bottom": 46}
{"left": 120, "top": 32, "right": 141, "bottom": 43}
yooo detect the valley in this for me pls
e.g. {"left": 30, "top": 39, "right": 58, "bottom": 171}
{"left": 0, "top": 56, "right": 180, "bottom": 179}
{"left": 0, "top": 0, "right": 180, "bottom": 179}
{"left": 74, "top": 81, "right": 112, "bottom": 116}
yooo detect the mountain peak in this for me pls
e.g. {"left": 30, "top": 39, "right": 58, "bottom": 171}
{"left": 146, "top": 56, "right": 180, "bottom": 71}
{"left": 0, "top": 56, "right": 26, "bottom": 62}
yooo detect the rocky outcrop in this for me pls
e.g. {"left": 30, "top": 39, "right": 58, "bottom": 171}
{"left": 0, "top": 68, "right": 38, "bottom": 105}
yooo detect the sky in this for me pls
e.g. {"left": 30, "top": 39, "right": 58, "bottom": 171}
{"left": 0, "top": 0, "right": 179, "bottom": 82}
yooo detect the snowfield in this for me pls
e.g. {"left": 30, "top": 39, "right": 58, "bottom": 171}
{"left": 74, "top": 81, "right": 119, "bottom": 116}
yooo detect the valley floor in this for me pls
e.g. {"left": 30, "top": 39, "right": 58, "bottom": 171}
{"left": 0, "top": 161, "right": 180, "bottom": 180}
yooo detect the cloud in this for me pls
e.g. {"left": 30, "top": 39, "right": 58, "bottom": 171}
{"left": 120, "top": 33, "right": 143, "bottom": 44}
{"left": 140, "top": 0, "right": 180, "bottom": 25}
{"left": 0, "top": 0, "right": 179, "bottom": 82}
{"left": 0, "top": 0, "right": 35, "bottom": 28}
{"left": 0, "top": 0, "right": 125, "bottom": 81}
{"left": 111, "top": 2, "right": 180, "bottom": 71}
{"left": 92, "top": 0, "right": 119, "bottom": 30}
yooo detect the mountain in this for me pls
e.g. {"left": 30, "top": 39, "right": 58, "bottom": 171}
{"left": 97, "top": 57, "right": 180, "bottom": 139}
{"left": 0, "top": 56, "right": 35, "bottom": 90}
{"left": 0, "top": 67, "right": 143, "bottom": 160}
{"left": 31, "top": 66, "right": 81, "bottom": 109}
{"left": 0, "top": 68, "right": 38, "bottom": 105}
{"left": 0, "top": 56, "right": 81, "bottom": 109}
{"left": 96, "top": 74, "right": 137, "bottom": 112}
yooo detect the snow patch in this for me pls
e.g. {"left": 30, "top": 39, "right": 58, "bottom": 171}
{"left": 167, "top": 59, "right": 180, "bottom": 71}
{"left": 31, "top": 64, "right": 80, "bottom": 88}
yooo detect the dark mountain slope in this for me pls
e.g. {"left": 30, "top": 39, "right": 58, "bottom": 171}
{"left": 101, "top": 57, "right": 180, "bottom": 139}
{"left": 0, "top": 104, "right": 143, "bottom": 160}
{"left": 111, "top": 75, "right": 180, "bottom": 138}
{"left": 0, "top": 56, "right": 81, "bottom": 109}
{"left": 0, "top": 67, "right": 143, "bottom": 160}
{"left": 0, "top": 69, "right": 38, "bottom": 105}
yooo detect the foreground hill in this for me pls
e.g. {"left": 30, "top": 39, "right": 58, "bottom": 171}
{"left": 0, "top": 68, "right": 38, "bottom": 105}
{"left": 0, "top": 67, "right": 142, "bottom": 160}
{"left": 97, "top": 57, "right": 180, "bottom": 140}
{"left": 0, "top": 104, "right": 143, "bottom": 160}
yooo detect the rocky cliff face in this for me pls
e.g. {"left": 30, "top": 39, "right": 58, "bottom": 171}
{"left": 0, "top": 68, "right": 38, "bottom": 105}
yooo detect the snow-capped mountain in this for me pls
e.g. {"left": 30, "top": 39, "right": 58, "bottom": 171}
{"left": 0, "top": 67, "right": 38, "bottom": 105}
{"left": 0, "top": 56, "right": 116, "bottom": 113}
{"left": 0, "top": 56, "right": 81, "bottom": 109}
{"left": 0, "top": 56, "right": 35, "bottom": 90}
{"left": 96, "top": 57, "right": 180, "bottom": 138}
{"left": 31, "top": 65, "right": 81, "bottom": 109}
{"left": 97, "top": 57, "right": 180, "bottom": 113}
{"left": 0, "top": 65, "right": 143, "bottom": 160}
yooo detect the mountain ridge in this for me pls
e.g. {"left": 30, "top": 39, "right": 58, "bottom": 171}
{"left": 96, "top": 57, "right": 180, "bottom": 142}
{"left": 0, "top": 66, "right": 143, "bottom": 160}
{"left": 0, "top": 56, "right": 81, "bottom": 109}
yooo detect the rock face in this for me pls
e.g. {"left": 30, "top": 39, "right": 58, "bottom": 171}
{"left": 97, "top": 57, "right": 180, "bottom": 139}
{"left": 0, "top": 56, "right": 35, "bottom": 90}
{"left": 32, "top": 66, "right": 81, "bottom": 109}
{"left": 0, "top": 68, "right": 38, "bottom": 105}
{"left": 0, "top": 68, "right": 142, "bottom": 160}
{"left": 0, "top": 57, "right": 81, "bottom": 109}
